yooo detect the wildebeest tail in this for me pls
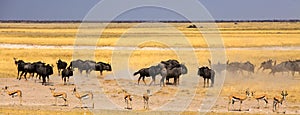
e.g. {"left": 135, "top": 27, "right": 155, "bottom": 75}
{"left": 133, "top": 71, "right": 140, "bottom": 76}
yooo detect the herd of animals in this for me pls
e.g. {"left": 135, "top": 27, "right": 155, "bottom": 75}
{"left": 1, "top": 58, "right": 295, "bottom": 112}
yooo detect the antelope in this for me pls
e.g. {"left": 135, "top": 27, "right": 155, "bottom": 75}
{"left": 251, "top": 91, "right": 268, "bottom": 108}
{"left": 2, "top": 86, "right": 22, "bottom": 105}
{"left": 143, "top": 89, "right": 151, "bottom": 109}
{"left": 72, "top": 87, "right": 94, "bottom": 108}
{"left": 228, "top": 89, "right": 252, "bottom": 111}
{"left": 123, "top": 90, "right": 132, "bottom": 109}
{"left": 273, "top": 91, "right": 288, "bottom": 112}
{"left": 49, "top": 88, "right": 68, "bottom": 106}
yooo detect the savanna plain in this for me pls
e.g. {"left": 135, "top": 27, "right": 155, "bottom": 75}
{"left": 0, "top": 22, "right": 300, "bottom": 115}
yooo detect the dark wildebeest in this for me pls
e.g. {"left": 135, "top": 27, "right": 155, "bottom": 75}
{"left": 160, "top": 59, "right": 181, "bottom": 70}
{"left": 13, "top": 58, "right": 26, "bottom": 80}
{"left": 160, "top": 59, "right": 181, "bottom": 83}
{"left": 133, "top": 65, "right": 161, "bottom": 85}
{"left": 158, "top": 63, "right": 188, "bottom": 86}
{"left": 226, "top": 61, "right": 241, "bottom": 74}
{"left": 198, "top": 66, "right": 215, "bottom": 87}
{"left": 61, "top": 66, "right": 73, "bottom": 85}
{"left": 56, "top": 59, "right": 67, "bottom": 76}
{"left": 258, "top": 59, "right": 273, "bottom": 72}
{"left": 69, "top": 59, "right": 84, "bottom": 73}
{"left": 290, "top": 60, "right": 300, "bottom": 76}
{"left": 32, "top": 61, "right": 46, "bottom": 79}
{"left": 269, "top": 61, "right": 291, "bottom": 76}
{"left": 238, "top": 61, "right": 255, "bottom": 75}
{"left": 95, "top": 62, "right": 112, "bottom": 75}
{"left": 36, "top": 64, "right": 53, "bottom": 85}
{"left": 79, "top": 60, "right": 97, "bottom": 76}
{"left": 226, "top": 61, "right": 255, "bottom": 76}
{"left": 22, "top": 62, "right": 36, "bottom": 80}
{"left": 208, "top": 59, "right": 227, "bottom": 74}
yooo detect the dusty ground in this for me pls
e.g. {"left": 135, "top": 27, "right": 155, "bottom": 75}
{"left": 1, "top": 70, "right": 300, "bottom": 115}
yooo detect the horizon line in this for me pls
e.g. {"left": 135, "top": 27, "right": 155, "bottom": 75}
{"left": 1, "top": 19, "right": 300, "bottom": 23}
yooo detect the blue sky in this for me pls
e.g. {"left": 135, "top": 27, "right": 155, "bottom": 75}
{"left": 0, "top": 0, "right": 299, "bottom": 21}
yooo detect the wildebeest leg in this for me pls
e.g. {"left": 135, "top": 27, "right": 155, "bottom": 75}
{"left": 142, "top": 77, "right": 146, "bottom": 85}
{"left": 17, "top": 70, "right": 20, "bottom": 79}
{"left": 85, "top": 70, "right": 89, "bottom": 77}
{"left": 166, "top": 77, "right": 169, "bottom": 84}
{"left": 211, "top": 76, "right": 214, "bottom": 87}
{"left": 100, "top": 70, "right": 103, "bottom": 76}
{"left": 31, "top": 73, "right": 34, "bottom": 79}
{"left": 174, "top": 77, "right": 177, "bottom": 86}
{"left": 160, "top": 76, "right": 166, "bottom": 87}
{"left": 24, "top": 72, "right": 28, "bottom": 81}
{"left": 291, "top": 71, "right": 295, "bottom": 76}
{"left": 79, "top": 69, "right": 83, "bottom": 74}
{"left": 203, "top": 78, "right": 206, "bottom": 88}
{"left": 177, "top": 76, "right": 180, "bottom": 85}
{"left": 58, "top": 69, "right": 60, "bottom": 76}
{"left": 46, "top": 75, "right": 50, "bottom": 82}
{"left": 207, "top": 78, "right": 209, "bottom": 88}
{"left": 149, "top": 75, "right": 155, "bottom": 86}
{"left": 63, "top": 77, "right": 66, "bottom": 85}
{"left": 42, "top": 75, "right": 46, "bottom": 85}
{"left": 138, "top": 76, "right": 142, "bottom": 85}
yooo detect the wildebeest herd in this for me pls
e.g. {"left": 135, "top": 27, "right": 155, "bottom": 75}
{"left": 13, "top": 58, "right": 112, "bottom": 85}
{"left": 13, "top": 57, "right": 300, "bottom": 87}
{"left": 10, "top": 58, "right": 295, "bottom": 112}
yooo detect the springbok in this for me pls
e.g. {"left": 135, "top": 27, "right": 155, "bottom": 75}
{"left": 251, "top": 91, "right": 268, "bottom": 108}
{"left": 2, "top": 86, "right": 22, "bottom": 105}
{"left": 49, "top": 88, "right": 68, "bottom": 106}
{"left": 143, "top": 89, "right": 151, "bottom": 109}
{"left": 72, "top": 87, "right": 94, "bottom": 108}
{"left": 273, "top": 91, "right": 288, "bottom": 112}
{"left": 228, "top": 89, "right": 252, "bottom": 111}
{"left": 123, "top": 90, "right": 133, "bottom": 109}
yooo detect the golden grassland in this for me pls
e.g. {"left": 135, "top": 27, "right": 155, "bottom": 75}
{"left": 1, "top": 22, "right": 300, "bottom": 114}
{"left": 0, "top": 22, "right": 300, "bottom": 47}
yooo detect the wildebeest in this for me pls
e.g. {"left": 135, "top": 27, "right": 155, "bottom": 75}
{"left": 158, "top": 62, "right": 188, "bottom": 86}
{"left": 95, "top": 62, "right": 112, "bottom": 75}
{"left": 269, "top": 61, "right": 294, "bottom": 76}
{"left": 240, "top": 61, "right": 255, "bottom": 74}
{"left": 161, "top": 59, "right": 181, "bottom": 70}
{"left": 61, "top": 66, "right": 73, "bottom": 85}
{"left": 13, "top": 58, "right": 26, "bottom": 80}
{"left": 187, "top": 24, "right": 197, "bottom": 28}
{"left": 290, "top": 60, "right": 300, "bottom": 76}
{"left": 36, "top": 64, "right": 53, "bottom": 85}
{"left": 80, "top": 60, "right": 97, "bottom": 76}
{"left": 208, "top": 59, "right": 227, "bottom": 74}
{"left": 226, "top": 61, "right": 255, "bottom": 76}
{"left": 258, "top": 59, "right": 273, "bottom": 72}
{"left": 56, "top": 59, "right": 67, "bottom": 76}
{"left": 133, "top": 65, "right": 161, "bottom": 85}
{"left": 198, "top": 66, "right": 215, "bottom": 87}
{"left": 69, "top": 59, "right": 84, "bottom": 72}
{"left": 69, "top": 59, "right": 111, "bottom": 76}
{"left": 32, "top": 61, "right": 46, "bottom": 79}
{"left": 226, "top": 61, "right": 241, "bottom": 74}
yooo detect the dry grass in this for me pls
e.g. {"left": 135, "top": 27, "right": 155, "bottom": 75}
{"left": 0, "top": 22, "right": 300, "bottom": 114}
{"left": 0, "top": 22, "right": 300, "bottom": 47}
